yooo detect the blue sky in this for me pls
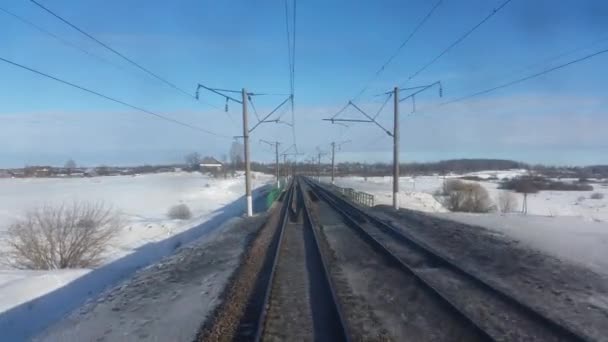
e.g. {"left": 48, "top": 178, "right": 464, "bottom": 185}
{"left": 1, "top": 0, "right": 607, "bottom": 167}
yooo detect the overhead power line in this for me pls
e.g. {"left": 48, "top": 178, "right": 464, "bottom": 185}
{"left": 0, "top": 6, "right": 129, "bottom": 73}
{"left": 283, "top": 0, "right": 298, "bottom": 152}
{"left": 352, "top": 0, "right": 444, "bottom": 102}
{"left": 442, "top": 47, "right": 608, "bottom": 106}
{"left": 0, "top": 56, "right": 231, "bottom": 138}
{"left": 401, "top": 0, "right": 513, "bottom": 86}
{"left": 491, "top": 34, "right": 608, "bottom": 85}
{"left": 29, "top": 0, "right": 212, "bottom": 106}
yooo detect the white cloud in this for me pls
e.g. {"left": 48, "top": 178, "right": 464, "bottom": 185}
{"left": 1, "top": 92, "right": 606, "bottom": 167}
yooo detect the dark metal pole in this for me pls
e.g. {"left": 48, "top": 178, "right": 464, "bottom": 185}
{"left": 275, "top": 142, "right": 280, "bottom": 188}
{"left": 331, "top": 142, "right": 336, "bottom": 184}
{"left": 317, "top": 153, "right": 321, "bottom": 182}
{"left": 242, "top": 88, "right": 252, "bottom": 216}
{"left": 393, "top": 86, "right": 399, "bottom": 210}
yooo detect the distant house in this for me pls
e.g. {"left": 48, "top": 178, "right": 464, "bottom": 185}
{"left": 84, "top": 168, "right": 98, "bottom": 177}
{"left": 200, "top": 157, "right": 223, "bottom": 172}
{"left": 9, "top": 170, "right": 25, "bottom": 178}
{"left": 33, "top": 166, "right": 52, "bottom": 178}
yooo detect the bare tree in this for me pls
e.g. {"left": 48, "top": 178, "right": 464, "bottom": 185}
{"left": 498, "top": 191, "right": 518, "bottom": 213}
{"left": 64, "top": 159, "right": 76, "bottom": 175}
{"left": 185, "top": 152, "right": 201, "bottom": 171}
{"left": 167, "top": 203, "right": 192, "bottom": 220}
{"left": 5, "top": 202, "right": 121, "bottom": 269}
{"left": 221, "top": 154, "right": 228, "bottom": 178}
{"left": 230, "top": 141, "right": 244, "bottom": 170}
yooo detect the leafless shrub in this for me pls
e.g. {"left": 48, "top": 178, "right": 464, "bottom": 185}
{"left": 498, "top": 191, "right": 518, "bottom": 213}
{"left": 443, "top": 180, "right": 493, "bottom": 213}
{"left": 441, "top": 179, "right": 465, "bottom": 195}
{"left": 5, "top": 202, "right": 121, "bottom": 270}
{"left": 167, "top": 203, "right": 192, "bottom": 220}
{"left": 590, "top": 192, "right": 604, "bottom": 200}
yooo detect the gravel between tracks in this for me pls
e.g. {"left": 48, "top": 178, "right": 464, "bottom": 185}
{"left": 373, "top": 205, "right": 608, "bottom": 342}
{"left": 197, "top": 201, "right": 283, "bottom": 342}
{"left": 308, "top": 193, "right": 485, "bottom": 342}
{"left": 263, "top": 220, "right": 314, "bottom": 341}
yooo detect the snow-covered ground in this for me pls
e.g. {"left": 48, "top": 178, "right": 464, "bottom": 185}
{"left": 326, "top": 170, "right": 608, "bottom": 221}
{"left": 324, "top": 171, "right": 608, "bottom": 275}
{"left": 0, "top": 171, "right": 273, "bottom": 314}
{"left": 435, "top": 213, "right": 608, "bottom": 274}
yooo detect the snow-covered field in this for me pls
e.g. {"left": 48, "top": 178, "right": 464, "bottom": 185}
{"left": 325, "top": 171, "right": 608, "bottom": 275}
{"left": 0, "top": 171, "right": 272, "bottom": 313}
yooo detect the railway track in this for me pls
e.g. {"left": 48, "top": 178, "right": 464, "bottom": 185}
{"left": 304, "top": 177, "right": 591, "bottom": 342}
{"left": 234, "top": 179, "right": 349, "bottom": 341}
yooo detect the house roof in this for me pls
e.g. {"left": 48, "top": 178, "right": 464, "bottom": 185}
{"left": 200, "top": 156, "right": 222, "bottom": 165}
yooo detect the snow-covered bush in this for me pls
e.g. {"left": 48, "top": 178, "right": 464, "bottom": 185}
{"left": 443, "top": 179, "right": 493, "bottom": 213}
{"left": 5, "top": 202, "right": 121, "bottom": 269}
{"left": 498, "top": 191, "right": 518, "bottom": 213}
{"left": 590, "top": 192, "right": 604, "bottom": 200}
{"left": 167, "top": 203, "right": 192, "bottom": 220}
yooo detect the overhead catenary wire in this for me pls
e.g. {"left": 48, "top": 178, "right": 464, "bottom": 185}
{"left": 28, "top": 0, "right": 218, "bottom": 108}
{"left": 0, "top": 6, "right": 129, "bottom": 74}
{"left": 325, "top": 0, "right": 442, "bottom": 137}
{"left": 0, "top": 56, "right": 231, "bottom": 138}
{"left": 490, "top": 34, "right": 608, "bottom": 85}
{"left": 441, "top": 47, "right": 608, "bottom": 106}
{"left": 372, "top": 93, "right": 393, "bottom": 120}
{"left": 283, "top": 0, "right": 298, "bottom": 152}
{"left": 401, "top": 0, "right": 513, "bottom": 86}
{"left": 352, "top": 0, "right": 444, "bottom": 102}
{"left": 248, "top": 95, "right": 293, "bottom": 133}
{"left": 248, "top": 95, "right": 262, "bottom": 122}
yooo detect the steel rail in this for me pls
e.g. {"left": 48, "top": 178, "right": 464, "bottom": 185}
{"left": 251, "top": 181, "right": 294, "bottom": 342}
{"left": 251, "top": 179, "right": 349, "bottom": 341}
{"left": 299, "top": 179, "right": 352, "bottom": 342}
{"left": 307, "top": 178, "right": 590, "bottom": 342}
{"left": 304, "top": 177, "right": 496, "bottom": 341}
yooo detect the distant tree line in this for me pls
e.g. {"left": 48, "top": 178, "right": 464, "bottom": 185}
{"left": 499, "top": 175, "right": 594, "bottom": 193}
{"left": 5, "top": 157, "right": 608, "bottom": 180}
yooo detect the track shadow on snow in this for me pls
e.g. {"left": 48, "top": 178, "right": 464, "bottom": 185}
{"left": 0, "top": 185, "right": 271, "bottom": 341}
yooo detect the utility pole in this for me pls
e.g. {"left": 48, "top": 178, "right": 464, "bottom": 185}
{"left": 393, "top": 86, "right": 399, "bottom": 210}
{"left": 331, "top": 142, "right": 336, "bottom": 184}
{"left": 242, "top": 88, "right": 252, "bottom": 217}
{"left": 196, "top": 84, "right": 292, "bottom": 218}
{"left": 318, "top": 153, "right": 322, "bottom": 181}
{"left": 316, "top": 151, "right": 328, "bottom": 182}
{"left": 260, "top": 139, "right": 280, "bottom": 188}
{"left": 275, "top": 143, "right": 279, "bottom": 188}
{"left": 330, "top": 140, "right": 350, "bottom": 184}
{"left": 322, "top": 81, "right": 440, "bottom": 211}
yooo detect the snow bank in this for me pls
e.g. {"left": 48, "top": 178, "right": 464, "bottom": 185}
{"left": 327, "top": 173, "right": 608, "bottom": 221}
{"left": 434, "top": 212, "right": 608, "bottom": 276}
{"left": 327, "top": 172, "right": 608, "bottom": 276}
{"left": 0, "top": 270, "right": 89, "bottom": 313}
{"left": 0, "top": 172, "right": 273, "bottom": 315}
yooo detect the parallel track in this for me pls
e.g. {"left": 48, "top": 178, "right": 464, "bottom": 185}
{"left": 305, "top": 177, "right": 590, "bottom": 342}
{"left": 238, "top": 179, "right": 349, "bottom": 341}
